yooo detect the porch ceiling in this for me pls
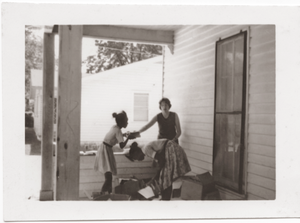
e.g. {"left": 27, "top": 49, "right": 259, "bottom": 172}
{"left": 114, "top": 25, "right": 185, "bottom": 31}
{"left": 45, "top": 25, "right": 178, "bottom": 46}
{"left": 45, "top": 24, "right": 184, "bottom": 33}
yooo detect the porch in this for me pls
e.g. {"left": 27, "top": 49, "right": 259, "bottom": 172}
{"left": 39, "top": 24, "right": 275, "bottom": 201}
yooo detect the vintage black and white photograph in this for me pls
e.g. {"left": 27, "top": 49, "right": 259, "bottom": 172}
{"left": 25, "top": 24, "right": 275, "bottom": 202}
{"left": 2, "top": 2, "right": 300, "bottom": 222}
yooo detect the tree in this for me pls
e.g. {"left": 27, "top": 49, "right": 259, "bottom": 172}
{"left": 25, "top": 25, "right": 43, "bottom": 111}
{"left": 82, "top": 40, "right": 163, "bottom": 74}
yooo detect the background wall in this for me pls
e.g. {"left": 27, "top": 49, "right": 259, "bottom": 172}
{"left": 163, "top": 25, "right": 275, "bottom": 200}
{"left": 80, "top": 56, "right": 163, "bottom": 149}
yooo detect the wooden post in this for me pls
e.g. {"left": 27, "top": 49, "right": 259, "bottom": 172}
{"left": 40, "top": 33, "right": 55, "bottom": 201}
{"left": 55, "top": 25, "right": 82, "bottom": 200}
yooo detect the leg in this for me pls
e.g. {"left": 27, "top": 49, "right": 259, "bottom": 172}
{"left": 101, "top": 172, "right": 112, "bottom": 193}
{"left": 161, "top": 185, "right": 173, "bottom": 201}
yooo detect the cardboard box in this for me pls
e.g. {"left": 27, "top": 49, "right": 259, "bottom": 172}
{"left": 115, "top": 180, "right": 140, "bottom": 196}
{"left": 203, "top": 190, "right": 221, "bottom": 200}
{"left": 181, "top": 180, "right": 204, "bottom": 200}
{"left": 181, "top": 172, "right": 216, "bottom": 200}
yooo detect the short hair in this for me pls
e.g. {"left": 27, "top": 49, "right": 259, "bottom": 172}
{"left": 112, "top": 111, "right": 128, "bottom": 127}
{"left": 159, "top": 98, "right": 172, "bottom": 110}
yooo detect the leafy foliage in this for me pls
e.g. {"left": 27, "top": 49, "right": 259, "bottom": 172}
{"left": 82, "top": 40, "right": 163, "bottom": 74}
{"left": 25, "top": 26, "right": 43, "bottom": 110}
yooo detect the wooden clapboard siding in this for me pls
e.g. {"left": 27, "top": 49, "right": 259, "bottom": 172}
{"left": 175, "top": 26, "right": 220, "bottom": 49}
{"left": 249, "top": 114, "right": 275, "bottom": 125}
{"left": 248, "top": 143, "right": 275, "bottom": 158}
{"left": 248, "top": 134, "right": 275, "bottom": 147}
{"left": 249, "top": 93, "right": 275, "bottom": 103}
{"left": 247, "top": 25, "right": 276, "bottom": 200}
{"left": 249, "top": 82, "right": 275, "bottom": 94}
{"left": 248, "top": 163, "right": 275, "bottom": 180}
{"left": 170, "top": 25, "right": 247, "bottom": 63}
{"left": 248, "top": 124, "right": 276, "bottom": 136}
{"left": 247, "top": 173, "right": 275, "bottom": 190}
{"left": 250, "top": 41, "right": 276, "bottom": 59}
{"left": 181, "top": 135, "right": 213, "bottom": 147}
{"left": 163, "top": 25, "right": 275, "bottom": 200}
{"left": 247, "top": 183, "right": 275, "bottom": 200}
{"left": 180, "top": 141, "right": 212, "bottom": 156}
{"left": 188, "top": 157, "right": 212, "bottom": 171}
{"left": 79, "top": 154, "right": 158, "bottom": 199}
{"left": 166, "top": 54, "right": 215, "bottom": 75}
{"left": 168, "top": 69, "right": 215, "bottom": 85}
{"left": 248, "top": 153, "right": 275, "bottom": 168}
{"left": 183, "top": 128, "right": 213, "bottom": 139}
{"left": 184, "top": 149, "right": 213, "bottom": 163}
{"left": 250, "top": 50, "right": 275, "bottom": 66}
{"left": 80, "top": 57, "right": 162, "bottom": 146}
{"left": 180, "top": 114, "right": 214, "bottom": 124}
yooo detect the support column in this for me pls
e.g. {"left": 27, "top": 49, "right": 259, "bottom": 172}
{"left": 55, "top": 25, "right": 82, "bottom": 200}
{"left": 40, "top": 33, "right": 55, "bottom": 201}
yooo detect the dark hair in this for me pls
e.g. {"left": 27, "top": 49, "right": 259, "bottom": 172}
{"left": 128, "top": 142, "right": 144, "bottom": 161}
{"left": 129, "top": 142, "right": 139, "bottom": 157}
{"left": 112, "top": 111, "right": 128, "bottom": 127}
{"left": 159, "top": 98, "right": 172, "bottom": 110}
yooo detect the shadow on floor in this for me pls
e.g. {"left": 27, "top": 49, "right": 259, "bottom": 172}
{"left": 25, "top": 127, "right": 41, "bottom": 155}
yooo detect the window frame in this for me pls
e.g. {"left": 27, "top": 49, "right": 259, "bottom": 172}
{"left": 213, "top": 30, "right": 248, "bottom": 194}
{"left": 133, "top": 92, "right": 150, "bottom": 122}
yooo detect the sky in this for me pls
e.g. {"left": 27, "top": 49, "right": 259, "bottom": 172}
{"left": 32, "top": 26, "right": 98, "bottom": 60}
{"left": 32, "top": 26, "right": 98, "bottom": 74}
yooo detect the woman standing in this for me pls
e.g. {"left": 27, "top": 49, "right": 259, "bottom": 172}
{"left": 93, "top": 111, "right": 135, "bottom": 196}
{"left": 138, "top": 98, "right": 181, "bottom": 144}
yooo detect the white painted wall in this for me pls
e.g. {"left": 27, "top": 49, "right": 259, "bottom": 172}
{"left": 246, "top": 25, "right": 275, "bottom": 200}
{"left": 163, "top": 25, "right": 275, "bottom": 200}
{"left": 31, "top": 69, "right": 58, "bottom": 140}
{"left": 33, "top": 88, "right": 58, "bottom": 140}
{"left": 33, "top": 88, "right": 42, "bottom": 140}
{"left": 80, "top": 56, "right": 163, "bottom": 148}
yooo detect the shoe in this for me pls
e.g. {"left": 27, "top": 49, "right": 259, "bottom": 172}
{"left": 92, "top": 191, "right": 108, "bottom": 199}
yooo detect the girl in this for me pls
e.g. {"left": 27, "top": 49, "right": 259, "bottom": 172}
{"left": 93, "top": 111, "right": 135, "bottom": 196}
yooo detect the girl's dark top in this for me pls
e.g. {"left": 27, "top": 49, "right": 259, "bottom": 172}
{"left": 157, "top": 112, "right": 177, "bottom": 142}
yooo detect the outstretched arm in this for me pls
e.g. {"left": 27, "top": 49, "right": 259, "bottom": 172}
{"left": 171, "top": 113, "right": 182, "bottom": 142}
{"left": 138, "top": 115, "right": 157, "bottom": 133}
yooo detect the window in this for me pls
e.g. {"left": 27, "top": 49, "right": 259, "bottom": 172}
{"left": 213, "top": 31, "right": 247, "bottom": 193}
{"left": 134, "top": 93, "right": 149, "bottom": 121}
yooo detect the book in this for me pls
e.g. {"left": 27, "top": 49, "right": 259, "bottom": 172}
{"left": 129, "top": 131, "right": 141, "bottom": 139}
{"left": 79, "top": 150, "right": 97, "bottom": 156}
{"left": 138, "top": 186, "right": 155, "bottom": 199}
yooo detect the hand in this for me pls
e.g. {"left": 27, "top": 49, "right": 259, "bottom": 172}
{"left": 127, "top": 132, "right": 136, "bottom": 140}
{"left": 123, "top": 131, "right": 130, "bottom": 137}
{"left": 128, "top": 131, "right": 140, "bottom": 140}
{"left": 171, "top": 138, "right": 177, "bottom": 143}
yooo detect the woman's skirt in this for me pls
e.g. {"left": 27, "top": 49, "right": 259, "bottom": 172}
{"left": 94, "top": 142, "right": 117, "bottom": 176}
{"left": 158, "top": 141, "right": 191, "bottom": 191}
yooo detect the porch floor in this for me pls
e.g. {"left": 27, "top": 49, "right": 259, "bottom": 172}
{"left": 25, "top": 127, "right": 220, "bottom": 201}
